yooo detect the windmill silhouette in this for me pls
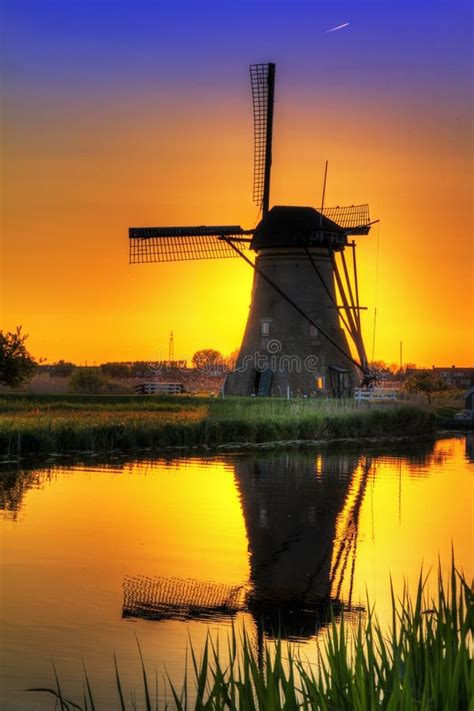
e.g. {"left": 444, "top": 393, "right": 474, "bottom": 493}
{"left": 129, "top": 63, "right": 377, "bottom": 396}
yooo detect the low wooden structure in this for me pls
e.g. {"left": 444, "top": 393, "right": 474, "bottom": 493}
{"left": 134, "top": 382, "right": 184, "bottom": 395}
{"left": 354, "top": 388, "right": 401, "bottom": 403}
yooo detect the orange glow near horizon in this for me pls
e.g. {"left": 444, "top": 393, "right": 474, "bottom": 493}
{"left": 2, "top": 86, "right": 473, "bottom": 367}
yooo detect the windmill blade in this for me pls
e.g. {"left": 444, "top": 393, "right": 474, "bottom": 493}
{"left": 250, "top": 63, "right": 276, "bottom": 215}
{"left": 321, "top": 205, "right": 371, "bottom": 235}
{"left": 129, "top": 225, "right": 252, "bottom": 263}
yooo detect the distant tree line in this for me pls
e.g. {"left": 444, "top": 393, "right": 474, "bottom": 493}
{"left": 368, "top": 360, "right": 417, "bottom": 379}
{"left": 1, "top": 326, "right": 465, "bottom": 401}
{"left": 43, "top": 351, "right": 240, "bottom": 379}
{"left": 43, "top": 361, "right": 153, "bottom": 380}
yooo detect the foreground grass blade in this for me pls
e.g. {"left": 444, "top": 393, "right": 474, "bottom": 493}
{"left": 25, "top": 687, "right": 83, "bottom": 710}
{"left": 136, "top": 636, "right": 152, "bottom": 711}
{"left": 81, "top": 660, "right": 96, "bottom": 711}
{"left": 114, "top": 653, "right": 126, "bottom": 711}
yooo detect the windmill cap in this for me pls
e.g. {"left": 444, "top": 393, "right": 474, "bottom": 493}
{"left": 251, "top": 205, "right": 345, "bottom": 251}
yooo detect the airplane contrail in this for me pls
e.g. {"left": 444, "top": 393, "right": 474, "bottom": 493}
{"left": 326, "top": 22, "right": 350, "bottom": 33}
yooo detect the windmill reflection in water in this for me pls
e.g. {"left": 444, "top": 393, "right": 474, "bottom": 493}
{"left": 122, "top": 453, "right": 371, "bottom": 644}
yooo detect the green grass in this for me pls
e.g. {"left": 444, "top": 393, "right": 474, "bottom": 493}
{"left": 0, "top": 394, "right": 436, "bottom": 457}
{"left": 28, "top": 559, "right": 473, "bottom": 710}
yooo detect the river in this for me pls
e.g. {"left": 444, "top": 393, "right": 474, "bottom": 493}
{"left": 0, "top": 435, "right": 472, "bottom": 709}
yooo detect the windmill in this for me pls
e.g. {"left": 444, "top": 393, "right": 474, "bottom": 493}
{"left": 129, "top": 63, "right": 376, "bottom": 397}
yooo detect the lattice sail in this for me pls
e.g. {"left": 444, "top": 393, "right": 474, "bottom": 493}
{"left": 321, "top": 205, "right": 371, "bottom": 235}
{"left": 250, "top": 63, "right": 275, "bottom": 213}
{"left": 123, "top": 575, "right": 247, "bottom": 621}
{"left": 129, "top": 225, "right": 251, "bottom": 263}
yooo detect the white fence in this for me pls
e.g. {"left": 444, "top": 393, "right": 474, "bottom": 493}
{"left": 354, "top": 388, "right": 401, "bottom": 402}
{"left": 134, "top": 382, "right": 184, "bottom": 395}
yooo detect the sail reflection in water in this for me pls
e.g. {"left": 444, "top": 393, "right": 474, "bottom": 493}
{"left": 123, "top": 451, "right": 370, "bottom": 639}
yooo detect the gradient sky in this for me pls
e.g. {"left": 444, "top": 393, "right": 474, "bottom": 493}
{"left": 1, "top": 0, "right": 473, "bottom": 366}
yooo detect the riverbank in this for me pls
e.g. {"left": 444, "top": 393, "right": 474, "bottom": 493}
{"left": 0, "top": 394, "right": 437, "bottom": 457}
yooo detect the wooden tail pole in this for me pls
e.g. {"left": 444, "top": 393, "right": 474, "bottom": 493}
{"left": 319, "top": 160, "right": 329, "bottom": 227}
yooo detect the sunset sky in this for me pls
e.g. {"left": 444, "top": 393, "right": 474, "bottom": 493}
{"left": 1, "top": 0, "right": 472, "bottom": 367}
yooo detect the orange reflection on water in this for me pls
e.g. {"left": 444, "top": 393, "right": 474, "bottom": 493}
{"left": 0, "top": 436, "right": 472, "bottom": 709}
{"left": 347, "top": 437, "right": 473, "bottom": 615}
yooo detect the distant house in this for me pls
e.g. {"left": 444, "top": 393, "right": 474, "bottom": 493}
{"left": 405, "top": 366, "right": 474, "bottom": 389}
{"left": 432, "top": 367, "right": 474, "bottom": 388}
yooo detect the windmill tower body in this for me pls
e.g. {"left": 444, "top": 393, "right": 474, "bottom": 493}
{"left": 129, "top": 63, "right": 374, "bottom": 396}
{"left": 225, "top": 207, "right": 357, "bottom": 397}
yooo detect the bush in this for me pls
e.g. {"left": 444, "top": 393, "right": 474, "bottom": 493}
{"left": 100, "top": 362, "right": 132, "bottom": 379}
{"left": 69, "top": 368, "right": 108, "bottom": 394}
{"left": 404, "top": 371, "right": 446, "bottom": 404}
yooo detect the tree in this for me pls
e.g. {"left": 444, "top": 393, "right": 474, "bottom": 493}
{"left": 192, "top": 349, "right": 223, "bottom": 372}
{"left": 131, "top": 361, "right": 151, "bottom": 378}
{"left": 100, "top": 362, "right": 132, "bottom": 379}
{"left": 70, "top": 367, "right": 108, "bottom": 393}
{"left": 404, "top": 371, "right": 445, "bottom": 404}
{"left": 369, "top": 360, "right": 389, "bottom": 372}
{"left": 225, "top": 348, "right": 240, "bottom": 371}
{"left": 403, "top": 363, "right": 417, "bottom": 373}
{"left": 0, "top": 326, "right": 37, "bottom": 387}
{"left": 49, "top": 360, "right": 76, "bottom": 378}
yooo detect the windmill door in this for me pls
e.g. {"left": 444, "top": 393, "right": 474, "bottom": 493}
{"left": 329, "top": 366, "right": 351, "bottom": 398}
{"left": 256, "top": 368, "right": 273, "bottom": 396}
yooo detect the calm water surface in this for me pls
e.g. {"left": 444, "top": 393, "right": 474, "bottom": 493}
{"left": 0, "top": 436, "right": 472, "bottom": 709}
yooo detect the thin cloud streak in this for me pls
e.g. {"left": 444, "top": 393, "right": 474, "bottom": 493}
{"left": 326, "top": 22, "right": 350, "bottom": 33}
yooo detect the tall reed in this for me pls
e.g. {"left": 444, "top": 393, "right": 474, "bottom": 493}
{"left": 28, "top": 560, "right": 473, "bottom": 710}
{"left": 0, "top": 395, "right": 435, "bottom": 456}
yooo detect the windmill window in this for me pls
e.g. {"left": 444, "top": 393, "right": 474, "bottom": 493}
{"left": 315, "top": 376, "right": 325, "bottom": 390}
{"left": 258, "top": 505, "right": 268, "bottom": 528}
{"left": 309, "top": 324, "right": 319, "bottom": 337}
{"left": 261, "top": 320, "right": 271, "bottom": 336}
{"left": 307, "top": 505, "right": 316, "bottom": 524}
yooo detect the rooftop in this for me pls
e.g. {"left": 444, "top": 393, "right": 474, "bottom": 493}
{"left": 251, "top": 206, "right": 346, "bottom": 251}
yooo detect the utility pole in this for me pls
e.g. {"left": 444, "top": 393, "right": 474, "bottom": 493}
{"left": 400, "top": 340, "right": 403, "bottom": 372}
{"left": 319, "top": 160, "right": 328, "bottom": 228}
{"left": 169, "top": 331, "right": 174, "bottom": 363}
